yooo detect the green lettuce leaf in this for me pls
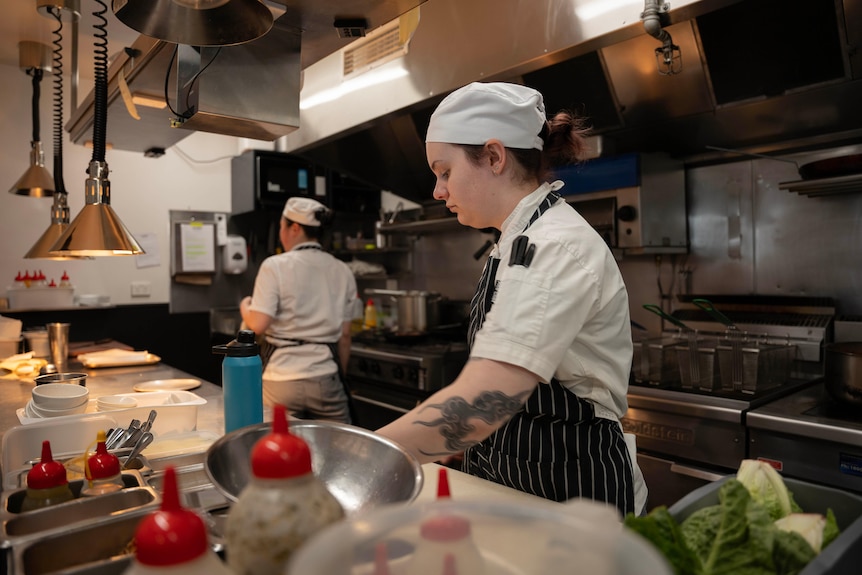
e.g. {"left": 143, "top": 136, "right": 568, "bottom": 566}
{"left": 624, "top": 506, "right": 702, "bottom": 575}
{"left": 772, "top": 529, "right": 816, "bottom": 575}
{"left": 823, "top": 508, "right": 840, "bottom": 549}
{"left": 736, "top": 460, "right": 797, "bottom": 521}
{"left": 681, "top": 479, "right": 776, "bottom": 575}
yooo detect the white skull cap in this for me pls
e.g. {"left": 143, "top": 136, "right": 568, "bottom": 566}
{"left": 283, "top": 197, "right": 327, "bottom": 227}
{"left": 425, "top": 82, "right": 546, "bottom": 150}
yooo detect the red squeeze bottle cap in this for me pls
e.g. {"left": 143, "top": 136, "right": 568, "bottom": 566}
{"left": 135, "top": 466, "right": 209, "bottom": 566}
{"left": 437, "top": 467, "right": 451, "bottom": 499}
{"left": 443, "top": 554, "right": 458, "bottom": 575}
{"left": 251, "top": 404, "right": 312, "bottom": 479}
{"left": 61, "top": 271, "right": 69, "bottom": 281}
{"left": 15, "top": 271, "right": 23, "bottom": 281}
{"left": 27, "top": 440, "right": 68, "bottom": 490}
{"left": 86, "top": 431, "right": 121, "bottom": 479}
{"left": 420, "top": 468, "right": 471, "bottom": 541}
{"left": 373, "top": 542, "right": 391, "bottom": 575}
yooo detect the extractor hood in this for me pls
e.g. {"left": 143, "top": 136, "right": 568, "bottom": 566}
{"left": 280, "top": 0, "right": 862, "bottom": 205}
{"left": 66, "top": 0, "right": 429, "bottom": 154}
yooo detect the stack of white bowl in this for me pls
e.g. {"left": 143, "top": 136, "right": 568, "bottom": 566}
{"left": 26, "top": 383, "right": 90, "bottom": 418}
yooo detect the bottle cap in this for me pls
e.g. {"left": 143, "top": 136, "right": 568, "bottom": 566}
{"left": 419, "top": 468, "right": 471, "bottom": 541}
{"left": 366, "top": 299, "right": 375, "bottom": 306}
{"left": 27, "top": 440, "right": 68, "bottom": 490}
{"left": 212, "top": 329, "right": 259, "bottom": 358}
{"left": 86, "top": 430, "right": 121, "bottom": 480}
{"left": 437, "top": 467, "right": 451, "bottom": 498}
{"left": 250, "top": 404, "right": 312, "bottom": 479}
{"left": 134, "top": 466, "right": 209, "bottom": 566}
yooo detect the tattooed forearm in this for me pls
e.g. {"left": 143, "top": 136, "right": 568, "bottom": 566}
{"left": 415, "top": 390, "right": 530, "bottom": 455}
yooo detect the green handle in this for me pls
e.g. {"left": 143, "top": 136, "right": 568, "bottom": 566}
{"left": 642, "top": 304, "right": 690, "bottom": 330}
{"left": 692, "top": 298, "right": 736, "bottom": 328}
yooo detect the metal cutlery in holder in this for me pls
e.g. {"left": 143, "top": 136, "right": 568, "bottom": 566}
{"left": 716, "top": 336, "right": 797, "bottom": 394}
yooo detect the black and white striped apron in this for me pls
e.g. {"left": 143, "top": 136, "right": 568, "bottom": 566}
{"left": 462, "top": 191, "right": 636, "bottom": 516}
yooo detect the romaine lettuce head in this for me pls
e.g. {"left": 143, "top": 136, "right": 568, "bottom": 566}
{"left": 736, "top": 460, "right": 798, "bottom": 521}
{"left": 774, "top": 513, "right": 826, "bottom": 554}
{"left": 680, "top": 479, "right": 776, "bottom": 575}
{"left": 625, "top": 506, "right": 702, "bottom": 575}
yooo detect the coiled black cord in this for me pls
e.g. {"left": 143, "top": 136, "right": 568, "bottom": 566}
{"left": 91, "top": 0, "right": 109, "bottom": 163}
{"left": 50, "top": 7, "right": 66, "bottom": 195}
{"left": 29, "top": 68, "right": 43, "bottom": 144}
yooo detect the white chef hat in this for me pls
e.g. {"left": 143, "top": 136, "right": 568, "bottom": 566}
{"left": 283, "top": 197, "right": 328, "bottom": 227}
{"left": 425, "top": 82, "right": 547, "bottom": 151}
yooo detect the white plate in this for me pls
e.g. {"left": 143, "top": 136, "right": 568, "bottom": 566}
{"left": 133, "top": 378, "right": 201, "bottom": 392}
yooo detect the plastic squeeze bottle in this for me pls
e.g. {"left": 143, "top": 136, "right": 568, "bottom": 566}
{"left": 225, "top": 404, "right": 344, "bottom": 575}
{"left": 406, "top": 467, "right": 485, "bottom": 575}
{"left": 21, "top": 440, "right": 75, "bottom": 511}
{"left": 81, "top": 430, "right": 124, "bottom": 497}
{"left": 123, "top": 466, "right": 233, "bottom": 575}
{"left": 364, "top": 299, "right": 378, "bottom": 330}
{"left": 212, "top": 329, "right": 263, "bottom": 433}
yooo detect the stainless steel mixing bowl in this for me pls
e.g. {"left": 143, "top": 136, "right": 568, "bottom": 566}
{"left": 204, "top": 420, "right": 423, "bottom": 515}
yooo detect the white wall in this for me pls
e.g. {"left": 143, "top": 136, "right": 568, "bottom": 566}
{"left": 0, "top": 60, "right": 245, "bottom": 307}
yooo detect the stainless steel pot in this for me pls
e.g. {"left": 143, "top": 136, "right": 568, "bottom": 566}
{"left": 365, "top": 289, "right": 441, "bottom": 334}
{"left": 824, "top": 342, "right": 862, "bottom": 408}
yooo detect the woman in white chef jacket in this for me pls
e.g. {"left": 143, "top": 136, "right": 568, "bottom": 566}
{"left": 240, "top": 197, "right": 358, "bottom": 424}
{"left": 377, "top": 82, "right": 647, "bottom": 516}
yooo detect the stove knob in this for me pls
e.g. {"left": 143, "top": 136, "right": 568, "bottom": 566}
{"left": 407, "top": 368, "right": 419, "bottom": 384}
{"left": 392, "top": 366, "right": 404, "bottom": 381}
{"left": 369, "top": 362, "right": 381, "bottom": 376}
{"left": 357, "top": 359, "right": 369, "bottom": 373}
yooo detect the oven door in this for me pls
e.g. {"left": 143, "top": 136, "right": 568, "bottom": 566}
{"left": 349, "top": 378, "right": 426, "bottom": 431}
{"left": 637, "top": 452, "right": 729, "bottom": 509}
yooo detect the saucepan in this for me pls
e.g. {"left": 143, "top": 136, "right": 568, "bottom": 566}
{"left": 365, "top": 289, "right": 441, "bottom": 335}
{"left": 823, "top": 342, "right": 862, "bottom": 408}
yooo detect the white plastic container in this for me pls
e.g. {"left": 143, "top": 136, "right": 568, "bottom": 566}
{"left": 288, "top": 499, "right": 673, "bottom": 575}
{"left": 7, "top": 286, "right": 74, "bottom": 310}
{"left": 1, "top": 414, "right": 119, "bottom": 489}
{"left": 23, "top": 330, "right": 50, "bottom": 357}
{"left": 15, "top": 390, "right": 207, "bottom": 437}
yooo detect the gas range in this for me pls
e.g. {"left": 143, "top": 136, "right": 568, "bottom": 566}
{"left": 346, "top": 330, "right": 469, "bottom": 430}
{"left": 347, "top": 330, "right": 469, "bottom": 393}
{"left": 747, "top": 381, "right": 862, "bottom": 494}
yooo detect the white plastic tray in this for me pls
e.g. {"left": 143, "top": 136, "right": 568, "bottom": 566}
{"left": 15, "top": 390, "right": 206, "bottom": 438}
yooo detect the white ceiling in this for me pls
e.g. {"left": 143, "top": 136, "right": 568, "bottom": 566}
{"left": 1, "top": 1, "right": 140, "bottom": 82}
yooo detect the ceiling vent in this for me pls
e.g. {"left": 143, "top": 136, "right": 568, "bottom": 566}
{"left": 343, "top": 19, "right": 406, "bottom": 77}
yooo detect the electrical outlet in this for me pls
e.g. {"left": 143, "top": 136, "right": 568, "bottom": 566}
{"left": 130, "top": 281, "right": 151, "bottom": 297}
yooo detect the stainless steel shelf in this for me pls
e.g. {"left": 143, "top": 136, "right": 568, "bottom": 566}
{"left": 379, "top": 217, "right": 463, "bottom": 234}
{"left": 779, "top": 173, "right": 862, "bottom": 197}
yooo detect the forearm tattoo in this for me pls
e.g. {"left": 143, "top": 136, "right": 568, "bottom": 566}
{"left": 415, "top": 390, "right": 530, "bottom": 456}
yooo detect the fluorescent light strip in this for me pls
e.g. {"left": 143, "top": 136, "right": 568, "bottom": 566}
{"left": 300, "top": 65, "right": 409, "bottom": 110}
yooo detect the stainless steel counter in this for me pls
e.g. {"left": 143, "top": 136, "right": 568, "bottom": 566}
{"left": 0, "top": 360, "right": 226, "bottom": 451}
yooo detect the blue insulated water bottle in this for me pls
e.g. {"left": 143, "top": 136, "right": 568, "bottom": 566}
{"left": 213, "top": 329, "right": 263, "bottom": 433}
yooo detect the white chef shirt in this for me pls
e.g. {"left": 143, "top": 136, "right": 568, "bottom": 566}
{"left": 248, "top": 242, "right": 358, "bottom": 381}
{"left": 469, "top": 182, "right": 633, "bottom": 418}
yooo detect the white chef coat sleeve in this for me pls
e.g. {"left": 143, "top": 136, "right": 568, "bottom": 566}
{"left": 248, "top": 257, "right": 282, "bottom": 318}
{"left": 470, "top": 236, "right": 601, "bottom": 382}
